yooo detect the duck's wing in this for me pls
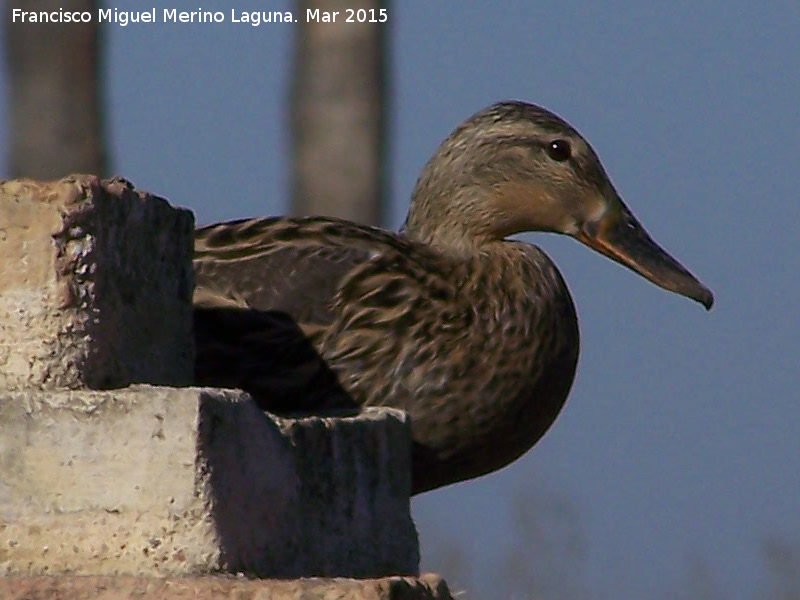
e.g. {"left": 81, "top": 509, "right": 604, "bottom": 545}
{"left": 192, "top": 216, "right": 403, "bottom": 412}
{"left": 194, "top": 216, "right": 402, "bottom": 327}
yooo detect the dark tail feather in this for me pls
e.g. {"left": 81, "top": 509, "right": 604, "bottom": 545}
{"left": 193, "top": 307, "right": 356, "bottom": 414}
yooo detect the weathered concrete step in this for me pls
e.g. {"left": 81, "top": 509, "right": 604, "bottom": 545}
{"left": 0, "top": 175, "right": 194, "bottom": 391}
{"left": 0, "top": 386, "right": 418, "bottom": 578}
{"left": 0, "top": 574, "right": 453, "bottom": 600}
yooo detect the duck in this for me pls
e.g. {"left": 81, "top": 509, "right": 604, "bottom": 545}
{"left": 193, "top": 101, "right": 713, "bottom": 494}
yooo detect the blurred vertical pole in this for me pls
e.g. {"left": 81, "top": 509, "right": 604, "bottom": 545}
{"left": 290, "top": 0, "right": 388, "bottom": 225}
{"left": 4, "top": 0, "right": 108, "bottom": 179}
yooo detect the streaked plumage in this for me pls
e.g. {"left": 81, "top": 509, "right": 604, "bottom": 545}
{"left": 194, "top": 101, "right": 713, "bottom": 494}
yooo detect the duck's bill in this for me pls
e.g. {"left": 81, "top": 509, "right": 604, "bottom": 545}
{"left": 575, "top": 199, "right": 714, "bottom": 310}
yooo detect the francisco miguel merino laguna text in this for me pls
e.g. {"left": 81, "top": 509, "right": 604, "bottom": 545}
{"left": 11, "top": 7, "right": 389, "bottom": 26}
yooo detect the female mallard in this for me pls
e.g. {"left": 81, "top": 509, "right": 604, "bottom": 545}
{"left": 194, "top": 101, "right": 713, "bottom": 494}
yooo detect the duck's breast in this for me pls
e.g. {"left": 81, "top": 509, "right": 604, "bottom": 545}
{"left": 320, "top": 241, "right": 580, "bottom": 490}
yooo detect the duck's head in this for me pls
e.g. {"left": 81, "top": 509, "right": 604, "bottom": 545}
{"left": 404, "top": 101, "right": 713, "bottom": 309}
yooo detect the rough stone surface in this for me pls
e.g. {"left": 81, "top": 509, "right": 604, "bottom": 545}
{"left": 0, "top": 386, "right": 418, "bottom": 578}
{"left": 0, "top": 175, "right": 195, "bottom": 391}
{"left": 0, "top": 574, "right": 453, "bottom": 599}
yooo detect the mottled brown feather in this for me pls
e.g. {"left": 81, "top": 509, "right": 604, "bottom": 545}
{"left": 194, "top": 216, "right": 579, "bottom": 493}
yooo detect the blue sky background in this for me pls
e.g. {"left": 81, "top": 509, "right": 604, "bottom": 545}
{"left": 2, "top": 2, "right": 799, "bottom": 598}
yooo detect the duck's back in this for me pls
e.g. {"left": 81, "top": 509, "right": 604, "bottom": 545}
{"left": 194, "top": 216, "right": 408, "bottom": 411}
{"left": 194, "top": 216, "right": 403, "bottom": 323}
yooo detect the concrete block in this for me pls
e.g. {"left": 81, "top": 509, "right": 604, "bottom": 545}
{"left": 0, "top": 386, "right": 418, "bottom": 578}
{"left": 0, "top": 175, "right": 194, "bottom": 390}
{"left": 0, "top": 573, "right": 453, "bottom": 600}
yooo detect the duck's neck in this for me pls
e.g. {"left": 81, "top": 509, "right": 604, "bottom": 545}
{"left": 402, "top": 188, "right": 502, "bottom": 257}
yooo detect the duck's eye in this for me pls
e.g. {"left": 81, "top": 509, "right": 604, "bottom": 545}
{"left": 546, "top": 139, "right": 571, "bottom": 162}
